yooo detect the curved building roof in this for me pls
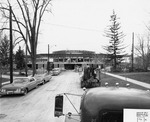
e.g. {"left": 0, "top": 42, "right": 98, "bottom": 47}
{"left": 53, "top": 50, "right": 95, "bottom": 54}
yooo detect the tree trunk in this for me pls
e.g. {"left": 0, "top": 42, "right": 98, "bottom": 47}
{"left": 31, "top": 56, "right": 36, "bottom": 76}
{"left": 30, "top": 27, "right": 37, "bottom": 76}
{"left": 30, "top": 49, "right": 37, "bottom": 76}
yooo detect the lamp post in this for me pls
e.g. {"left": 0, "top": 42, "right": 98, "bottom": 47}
{"left": 131, "top": 32, "right": 134, "bottom": 72}
{"left": 47, "top": 44, "right": 56, "bottom": 73}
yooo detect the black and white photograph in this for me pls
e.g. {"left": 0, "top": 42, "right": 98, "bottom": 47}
{"left": 0, "top": 0, "right": 150, "bottom": 122}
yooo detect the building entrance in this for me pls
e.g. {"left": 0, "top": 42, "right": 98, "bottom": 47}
{"left": 64, "top": 64, "right": 75, "bottom": 70}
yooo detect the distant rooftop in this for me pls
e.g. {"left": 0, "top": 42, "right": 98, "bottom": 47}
{"left": 52, "top": 50, "right": 95, "bottom": 54}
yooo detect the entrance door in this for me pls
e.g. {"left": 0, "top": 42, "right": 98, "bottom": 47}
{"left": 64, "top": 64, "right": 75, "bottom": 70}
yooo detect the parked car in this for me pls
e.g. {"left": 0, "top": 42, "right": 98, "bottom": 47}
{"left": 34, "top": 72, "right": 52, "bottom": 85}
{"left": 0, "top": 77, "right": 38, "bottom": 96}
{"left": 51, "top": 68, "right": 61, "bottom": 76}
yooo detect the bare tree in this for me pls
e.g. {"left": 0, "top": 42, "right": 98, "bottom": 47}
{"left": 135, "top": 35, "right": 150, "bottom": 71}
{"left": 0, "top": 0, "right": 52, "bottom": 76}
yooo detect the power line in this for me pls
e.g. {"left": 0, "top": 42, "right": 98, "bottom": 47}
{"left": 42, "top": 22, "right": 103, "bottom": 32}
{"left": 42, "top": 22, "right": 148, "bottom": 36}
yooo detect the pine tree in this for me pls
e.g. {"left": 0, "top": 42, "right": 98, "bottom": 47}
{"left": 103, "top": 10, "right": 126, "bottom": 71}
{"left": 15, "top": 46, "right": 25, "bottom": 74}
{"left": 0, "top": 35, "right": 10, "bottom": 67}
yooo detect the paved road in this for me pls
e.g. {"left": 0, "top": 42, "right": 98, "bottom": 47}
{"left": 1, "top": 70, "right": 149, "bottom": 122}
{"left": 0, "top": 71, "right": 83, "bottom": 122}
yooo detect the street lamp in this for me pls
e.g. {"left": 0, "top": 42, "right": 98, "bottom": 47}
{"left": 48, "top": 44, "right": 56, "bottom": 62}
{"left": 47, "top": 44, "right": 56, "bottom": 73}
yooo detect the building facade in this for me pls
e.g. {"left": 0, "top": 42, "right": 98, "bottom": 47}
{"left": 28, "top": 50, "right": 106, "bottom": 70}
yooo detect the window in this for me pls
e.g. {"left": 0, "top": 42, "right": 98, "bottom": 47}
{"left": 13, "top": 78, "right": 28, "bottom": 83}
{"left": 30, "top": 78, "right": 35, "bottom": 82}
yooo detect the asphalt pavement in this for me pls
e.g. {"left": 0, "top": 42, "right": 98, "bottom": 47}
{"left": 0, "top": 71, "right": 83, "bottom": 122}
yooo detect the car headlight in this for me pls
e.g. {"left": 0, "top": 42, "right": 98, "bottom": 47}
{"left": 1, "top": 89, "right": 6, "bottom": 92}
{"left": 16, "top": 89, "right": 21, "bottom": 92}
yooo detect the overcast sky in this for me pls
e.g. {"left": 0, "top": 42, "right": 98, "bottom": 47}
{"left": 2, "top": 0, "right": 150, "bottom": 54}
{"left": 37, "top": 0, "right": 150, "bottom": 54}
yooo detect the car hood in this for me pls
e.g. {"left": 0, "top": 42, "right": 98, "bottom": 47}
{"left": 2, "top": 83, "right": 27, "bottom": 89}
{"left": 34, "top": 75, "right": 44, "bottom": 79}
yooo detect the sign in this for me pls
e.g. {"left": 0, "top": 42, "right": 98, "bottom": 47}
{"left": 124, "top": 109, "right": 150, "bottom": 122}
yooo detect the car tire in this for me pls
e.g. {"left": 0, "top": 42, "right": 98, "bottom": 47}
{"left": 44, "top": 80, "right": 46, "bottom": 84}
{"left": 40, "top": 80, "right": 44, "bottom": 85}
{"left": 35, "top": 84, "right": 38, "bottom": 89}
{"left": 23, "top": 88, "right": 28, "bottom": 95}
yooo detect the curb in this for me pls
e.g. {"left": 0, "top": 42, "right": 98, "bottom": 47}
{"left": 2, "top": 81, "right": 10, "bottom": 85}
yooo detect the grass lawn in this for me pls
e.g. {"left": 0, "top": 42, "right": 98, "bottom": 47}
{"left": 100, "top": 73, "right": 148, "bottom": 90}
{"left": 0, "top": 77, "right": 10, "bottom": 84}
{"left": 0, "top": 72, "right": 31, "bottom": 84}
{"left": 112, "top": 72, "right": 150, "bottom": 84}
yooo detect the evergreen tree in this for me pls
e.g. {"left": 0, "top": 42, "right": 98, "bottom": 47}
{"left": 103, "top": 10, "right": 126, "bottom": 71}
{"left": 15, "top": 46, "right": 25, "bottom": 74}
{"left": 0, "top": 35, "right": 10, "bottom": 67}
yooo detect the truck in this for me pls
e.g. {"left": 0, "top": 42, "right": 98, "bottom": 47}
{"left": 54, "top": 84, "right": 150, "bottom": 122}
{"left": 80, "top": 66, "right": 101, "bottom": 88}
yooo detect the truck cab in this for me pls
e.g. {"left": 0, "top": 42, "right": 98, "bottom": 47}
{"left": 54, "top": 86, "right": 150, "bottom": 122}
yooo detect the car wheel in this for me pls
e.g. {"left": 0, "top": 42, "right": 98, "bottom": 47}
{"left": 42, "top": 80, "right": 45, "bottom": 85}
{"left": 35, "top": 84, "right": 38, "bottom": 89}
{"left": 23, "top": 88, "right": 28, "bottom": 95}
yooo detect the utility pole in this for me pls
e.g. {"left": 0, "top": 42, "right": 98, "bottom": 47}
{"left": 25, "top": 28, "right": 28, "bottom": 77}
{"left": 47, "top": 44, "right": 50, "bottom": 73}
{"left": 0, "top": 65, "right": 2, "bottom": 88}
{"left": 25, "top": 43, "right": 28, "bottom": 77}
{"left": 131, "top": 32, "right": 134, "bottom": 72}
{"left": 9, "top": 5, "right": 13, "bottom": 83}
{"left": 48, "top": 44, "right": 50, "bottom": 62}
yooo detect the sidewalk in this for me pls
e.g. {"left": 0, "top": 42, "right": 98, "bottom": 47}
{"left": 103, "top": 72, "right": 150, "bottom": 89}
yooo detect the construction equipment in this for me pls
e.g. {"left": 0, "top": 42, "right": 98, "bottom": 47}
{"left": 80, "top": 66, "right": 101, "bottom": 88}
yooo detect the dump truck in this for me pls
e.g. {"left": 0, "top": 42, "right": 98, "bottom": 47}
{"left": 80, "top": 66, "right": 101, "bottom": 88}
{"left": 54, "top": 84, "right": 150, "bottom": 122}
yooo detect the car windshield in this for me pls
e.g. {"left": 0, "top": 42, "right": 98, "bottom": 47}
{"left": 35, "top": 75, "right": 42, "bottom": 77}
{"left": 52, "top": 69, "right": 58, "bottom": 71}
{"left": 13, "top": 78, "right": 29, "bottom": 83}
{"left": 100, "top": 111, "right": 123, "bottom": 122}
